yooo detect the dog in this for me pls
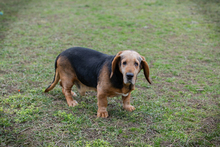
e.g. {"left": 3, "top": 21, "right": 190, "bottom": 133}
{"left": 45, "top": 47, "right": 151, "bottom": 118}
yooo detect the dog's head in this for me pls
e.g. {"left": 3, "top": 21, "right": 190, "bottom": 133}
{"left": 110, "top": 50, "right": 151, "bottom": 85}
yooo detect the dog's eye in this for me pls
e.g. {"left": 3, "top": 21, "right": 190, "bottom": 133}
{"left": 134, "top": 62, "right": 138, "bottom": 66}
{"left": 123, "top": 61, "right": 127, "bottom": 65}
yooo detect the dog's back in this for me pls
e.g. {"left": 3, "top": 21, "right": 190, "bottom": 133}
{"left": 59, "top": 47, "right": 113, "bottom": 88}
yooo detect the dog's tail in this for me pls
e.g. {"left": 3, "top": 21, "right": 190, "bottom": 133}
{"left": 44, "top": 56, "right": 60, "bottom": 92}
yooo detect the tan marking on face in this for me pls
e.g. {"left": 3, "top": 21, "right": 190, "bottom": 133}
{"left": 119, "top": 50, "right": 142, "bottom": 85}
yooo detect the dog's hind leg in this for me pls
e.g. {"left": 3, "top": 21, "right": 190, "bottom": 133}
{"left": 59, "top": 74, "right": 78, "bottom": 107}
{"left": 60, "top": 81, "right": 77, "bottom": 97}
{"left": 75, "top": 81, "right": 96, "bottom": 96}
{"left": 71, "top": 91, "right": 77, "bottom": 97}
{"left": 74, "top": 81, "right": 84, "bottom": 96}
{"left": 57, "top": 57, "right": 78, "bottom": 107}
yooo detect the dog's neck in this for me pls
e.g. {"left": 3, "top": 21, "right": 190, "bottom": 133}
{"left": 123, "top": 83, "right": 135, "bottom": 91}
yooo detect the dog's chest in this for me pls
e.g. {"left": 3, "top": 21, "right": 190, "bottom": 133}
{"left": 106, "top": 86, "right": 132, "bottom": 97}
{"left": 114, "top": 92, "right": 129, "bottom": 97}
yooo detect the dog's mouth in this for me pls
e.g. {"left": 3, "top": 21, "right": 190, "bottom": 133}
{"left": 127, "top": 79, "right": 133, "bottom": 84}
{"left": 124, "top": 78, "right": 135, "bottom": 85}
{"left": 123, "top": 80, "right": 135, "bottom": 90}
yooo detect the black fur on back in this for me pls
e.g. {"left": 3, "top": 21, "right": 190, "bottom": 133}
{"left": 58, "top": 47, "right": 123, "bottom": 89}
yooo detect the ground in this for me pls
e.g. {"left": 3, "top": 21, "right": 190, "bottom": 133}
{"left": 0, "top": 0, "right": 219, "bottom": 146}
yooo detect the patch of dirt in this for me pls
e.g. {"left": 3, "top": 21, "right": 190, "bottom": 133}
{"left": 0, "top": 70, "right": 8, "bottom": 74}
{"left": 202, "top": 116, "right": 220, "bottom": 145}
{"left": 45, "top": 93, "right": 65, "bottom": 101}
{"left": 160, "top": 141, "right": 172, "bottom": 147}
{"left": 81, "top": 119, "right": 154, "bottom": 147}
{"left": 187, "top": 98, "right": 218, "bottom": 110}
{"left": 27, "top": 81, "right": 42, "bottom": 88}
{"left": 187, "top": 99, "right": 204, "bottom": 109}
{"left": 168, "top": 34, "right": 189, "bottom": 43}
{"left": 81, "top": 128, "right": 103, "bottom": 140}
{"left": 141, "top": 128, "right": 159, "bottom": 138}
{"left": 136, "top": 85, "right": 148, "bottom": 90}
{"left": 201, "top": 116, "right": 220, "bottom": 133}
{"left": 188, "top": 115, "right": 220, "bottom": 146}
{"left": 113, "top": 127, "right": 157, "bottom": 146}
{"left": 1, "top": 84, "right": 19, "bottom": 96}
{"left": 0, "top": 34, "right": 5, "bottom": 40}
{"left": 52, "top": 100, "right": 65, "bottom": 105}
{"left": 0, "top": 126, "right": 17, "bottom": 146}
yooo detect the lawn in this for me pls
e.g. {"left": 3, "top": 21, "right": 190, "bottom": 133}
{"left": 0, "top": 0, "right": 219, "bottom": 146}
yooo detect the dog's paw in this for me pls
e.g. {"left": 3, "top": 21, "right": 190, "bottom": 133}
{"left": 71, "top": 91, "right": 77, "bottom": 97}
{"left": 67, "top": 100, "right": 78, "bottom": 107}
{"left": 97, "top": 109, "right": 108, "bottom": 118}
{"left": 124, "top": 105, "right": 135, "bottom": 112}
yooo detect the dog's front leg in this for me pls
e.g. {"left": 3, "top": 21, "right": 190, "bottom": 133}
{"left": 122, "top": 92, "right": 135, "bottom": 111}
{"left": 97, "top": 92, "right": 108, "bottom": 118}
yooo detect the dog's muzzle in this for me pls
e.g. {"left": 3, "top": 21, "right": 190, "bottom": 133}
{"left": 126, "top": 72, "right": 134, "bottom": 83}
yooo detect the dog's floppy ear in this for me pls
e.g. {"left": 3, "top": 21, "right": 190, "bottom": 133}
{"left": 141, "top": 56, "right": 151, "bottom": 84}
{"left": 110, "top": 51, "right": 122, "bottom": 78}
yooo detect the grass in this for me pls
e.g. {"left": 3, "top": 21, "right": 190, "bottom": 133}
{"left": 0, "top": 0, "right": 219, "bottom": 146}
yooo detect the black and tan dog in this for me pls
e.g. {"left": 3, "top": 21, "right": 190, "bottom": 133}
{"left": 45, "top": 47, "right": 151, "bottom": 118}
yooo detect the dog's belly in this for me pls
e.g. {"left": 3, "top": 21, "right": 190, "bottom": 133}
{"left": 103, "top": 88, "right": 130, "bottom": 97}
{"left": 74, "top": 80, "right": 96, "bottom": 96}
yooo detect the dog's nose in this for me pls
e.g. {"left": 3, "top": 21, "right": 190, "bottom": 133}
{"left": 126, "top": 72, "right": 134, "bottom": 80}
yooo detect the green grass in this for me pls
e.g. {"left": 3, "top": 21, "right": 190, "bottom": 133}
{"left": 0, "top": 0, "right": 220, "bottom": 146}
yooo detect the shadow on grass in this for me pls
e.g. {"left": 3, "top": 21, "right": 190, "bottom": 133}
{"left": 0, "top": 0, "right": 32, "bottom": 41}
